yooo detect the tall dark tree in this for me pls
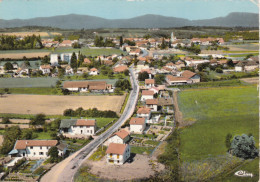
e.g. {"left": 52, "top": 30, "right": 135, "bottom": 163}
{"left": 30, "top": 114, "right": 46, "bottom": 126}
{"left": 70, "top": 52, "right": 77, "bottom": 69}
{"left": 120, "top": 36, "right": 123, "bottom": 47}
{"left": 4, "top": 62, "right": 13, "bottom": 70}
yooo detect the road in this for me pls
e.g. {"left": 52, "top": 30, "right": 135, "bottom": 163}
{"left": 41, "top": 66, "right": 139, "bottom": 182}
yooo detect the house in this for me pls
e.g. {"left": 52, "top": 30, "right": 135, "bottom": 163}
{"left": 59, "top": 40, "right": 73, "bottom": 47}
{"left": 107, "top": 129, "right": 130, "bottom": 145}
{"left": 185, "top": 59, "right": 210, "bottom": 67}
{"left": 65, "top": 65, "right": 73, "bottom": 75}
{"left": 113, "top": 65, "right": 128, "bottom": 73}
{"left": 146, "top": 99, "right": 158, "bottom": 111}
{"left": 166, "top": 70, "right": 200, "bottom": 85}
{"left": 60, "top": 119, "right": 97, "bottom": 136}
{"left": 235, "top": 62, "right": 244, "bottom": 72}
{"left": 83, "top": 58, "right": 91, "bottom": 65}
{"left": 234, "top": 61, "right": 259, "bottom": 72}
{"left": 8, "top": 140, "right": 67, "bottom": 159}
{"left": 175, "top": 61, "right": 186, "bottom": 70}
{"left": 141, "top": 90, "right": 154, "bottom": 101}
{"left": 89, "top": 68, "right": 99, "bottom": 75}
{"left": 136, "top": 61, "right": 149, "bottom": 71}
{"left": 244, "top": 61, "right": 258, "bottom": 72}
{"left": 39, "top": 65, "right": 52, "bottom": 74}
{"left": 166, "top": 62, "right": 176, "bottom": 69}
{"left": 63, "top": 81, "right": 113, "bottom": 93}
{"left": 145, "top": 79, "right": 155, "bottom": 89}
{"left": 50, "top": 54, "right": 59, "bottom": 66}
{"left": 15, "top": 63, "right": 29, "bottom": 77}
{"left": 191, "top": 38, "right": 225, "bottom": 45}
{"left": 129, "top": 117, "right": 146, "bottom": 133}
{"left": 106, "top": 143, "right": 130, "bottom": 165}
{"left": 137, "top": 107, "right": 151, "bottom": 119}
{"left": 60, "top": 53, "right": 79, "bottom": 64}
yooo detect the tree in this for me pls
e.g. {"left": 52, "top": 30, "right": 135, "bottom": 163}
{"left": 114, "top": 88, "right": 122, "bottom": 95}
{"left": 4, "top": 62, "right": 13, "bottom": 70}
{"left": 2, "top": 117, "right": 10, "bottom": 124}
{"left": 230, "top": 134, "right": 258, "bottom": 159}
{"left": 225, "top": 133, "right": 232, "bottom": 152}
{"left": 47, "top": 146, "right": 60, "bottom": 163}
{"left": 155, "top": 74, "right": 165, "bottom": 84}
{"left": 138, "top": 71, "right": 149, "bottom": 81}
{"left": 70, "top": 52, "right": 77, "bottom": 69}
{"left": 124, "top": 69, "right": 130, "bottom": 76}
{"left": 62, "top": 89, "right": 70, "bottom": 95}
{"left": 227, "top": 59, "right": 234, "bottom": 67}
{"left": 24, "top": 61, "right": 30, "bottom": 67}
{"left": 53, "top": 35, "right": 64, "bottom": 43}
{"left": 216, "top": 68, "right": 223, "bottom": 73}
{"left": 30, "top": 114, "right": 46, "bottom": 126}
{"left": 115, "top": 79, "right": 131, "bottom": 90}
{"left": 58, "top": 68, "right": 65, "bottom": 79}
{"left": 4, "top": 88, "right": 9, "bottom": 94}
{"left": 0, "top": 126, "right": 21, "bottom": 154}
{"left": 119, "top": 36, "right": 123, "bottom": 46}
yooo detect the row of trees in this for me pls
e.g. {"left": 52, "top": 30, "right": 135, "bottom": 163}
{"left": 0, "top": 35, "right": 43, "bottom": 50}
{"left": 63, "top": 107, "right": 118, "bottom": 118}
{"left": 94, "top": 36, "right": 115, "bottom": 47}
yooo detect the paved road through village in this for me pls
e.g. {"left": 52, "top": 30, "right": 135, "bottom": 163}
{"left": 41, "top": 66, "right": 139, "bottom": 182}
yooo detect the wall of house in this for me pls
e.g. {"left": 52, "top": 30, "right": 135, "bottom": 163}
{"left": 107, "top": 135, "right": 124, "bottom": 145}
{"left": 69, "top": 125, "right": 95, "bottom": 135}
{"left": 146, "top": 104, "right": 158, "bottom": 111}
{"left": 235, "top": 66, "right": 243, "bottom": 72}
{"left": 141, "top": 95, "right": 154, "bottom": 101}
{"left": 106, "top": 145, "right": 130, "bottom": 165}
{"left": 137, "top": 113, "right": 151, "bottom": 119}
{"left": 130, "top": 124, "right": 145, "bottom": 133}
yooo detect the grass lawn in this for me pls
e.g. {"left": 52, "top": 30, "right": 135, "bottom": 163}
{"left": 88, "top": 145, "right": 107, "bottom": 161}
{"left": 1, "top": 87, "right": 57, "bottom": 95}
{"left": 226, "top": 53, "right": 259, "bottom": 58}
{"left": 35, "top": 132, "right": 53, "bottom": 140}
{"left": 178, "top": 86, "right": 258, "bottom": 161}
{"left": 0, "top": 77, "right": 59, "bottom": 88}
{"left": 54, "top": 48, "right": 125, "bottom": 56}
{"left": 143, "top": 140, "right": 160, "bottom": 146}
{"left": 214, "top": 158, "right": 259, "bottom": 182}
{"left": 130, "top": 146, "right": 155, "bottom": 155}
{"left": 95, "top": 118, "right": 116, "bottom": 128}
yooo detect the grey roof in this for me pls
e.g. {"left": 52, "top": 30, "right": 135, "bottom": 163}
{"left": 60, "top": 119, "right": 77, "bottom": 129}
{"left": 57, "top": 142, "right": 67, "bottom": 151}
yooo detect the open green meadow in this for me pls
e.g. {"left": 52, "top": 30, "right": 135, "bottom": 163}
{"left": 178, "top": 85, "right": 258, "bottom": 180}
{"left": 54, "top": 48, "right": 125, "bottom": 56}
{"left": 0, "top": 78, "right": 58, "bottom": 88}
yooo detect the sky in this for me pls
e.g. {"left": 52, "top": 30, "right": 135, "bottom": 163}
{"left": 0, "top": 0, "right": 258, "bottom": 20}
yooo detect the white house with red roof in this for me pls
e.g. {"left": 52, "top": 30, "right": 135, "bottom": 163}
{"left": 39, "top": 64, "right": 52, "bottom": 74}
{"left": 107, "top": 129, "right": 130, "bottom": 145}
{"left": 141, "top": 90, "right": 154, "bottom": 101}
{"left": 136, "top": 107, "right": 151, "bottom": 119}
{"left": 145, "top": 79, "right": 155, "bottom": 89}
{"left": 8, "top": 140, "right": 67, "bottom": 159}
{"left": 89, "top": 68, "right": 99, "bottom": 75}
{"left": 145, "top": 99, "right": 158, "bottom": 111}
{"left": 59, "top": 119, "right": 97, "bottom": 136}
{"left": 166, "top": 70, "right": 200, "bottom": 85}
{"left": 129, "top": 117, "right": 146, "bottom": 133}
{"left": 106, "top": 143, "right": 130, "bottom": 165}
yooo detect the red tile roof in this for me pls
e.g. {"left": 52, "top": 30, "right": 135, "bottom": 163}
{"left": 106, "top": 143, "right": 128, "bottom": 155}
{"left": 113, "top": 65, "right": 128, "bottom": 73}
{"left": 137, "top": 107, "right": 151, "bottom": 114}
{"left": 90, "top": 68, "right": 98, "bottom": 72}
{"left": 113, "top": 129, "right": 129, "bottom": 139}
{"left": 142, "top": 90, "right": 154, "bottom": 96}
{"left": 145, "top": 79, "right": 155, "bottom": 84}
{"left": 15, "top": 140, "right": 58, "bottom": 150}
{"left": 146, "top": 99, "right": 158, "bottom": 105}
{"left": 129, "top": 117, "right": 146, "bottom": 125}
{"left": 75, "top": 119, "right": 96, "bottom": 126}
{"left": 181, "top": 70, "right": 196, "bottom": 79}
{"left": 63, "top": 81, "right": 89, "bottom": 88}
{"left": 84, "top": 58, "right": 91, "bottom": 64}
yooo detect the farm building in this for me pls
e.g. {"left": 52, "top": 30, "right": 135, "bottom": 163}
{"left": 63, "top": 81, "right": 113, "bottom": 93}
{"left": 8, "top": 140, "right": 67, "bottom": 159}
{"left": 59, "top": 119, "right": 97, "bottom": 136}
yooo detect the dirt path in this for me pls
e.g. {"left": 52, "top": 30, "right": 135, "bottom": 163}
{"left": 173, "top": 91, "right": 183, "bottom": 126}
{"left": 84, "top": 154, "right": 164, "bottom": 181}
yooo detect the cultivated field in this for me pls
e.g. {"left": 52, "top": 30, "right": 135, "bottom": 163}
{"left": 54, "top": 48, "right": 125, "bottom": 56}
{"left": 0, "top": 51, "right": 50, "bottom": 59}
{"left": 178, "top": 86, "right": 258, "bottom": 181}
{"left": 0, "top": 32, "right": 61, "bottom": 37}
{"left": 0, "top": 94, "right": 125, "bottom": 115}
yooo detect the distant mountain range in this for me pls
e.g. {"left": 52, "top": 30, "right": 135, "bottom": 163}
{"left": 0, "top": 12, "right": 258, "bottom": 29}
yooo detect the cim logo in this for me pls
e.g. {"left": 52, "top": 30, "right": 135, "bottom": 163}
{"left": 234, "top": 170, "right": 253, "bottom": 178}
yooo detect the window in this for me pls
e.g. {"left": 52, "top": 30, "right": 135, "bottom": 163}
{"left": 80, "top": 126, "right": 83, "bottom": 128}
{"left": 117, "top": 154, "right": 119, "bottom": 159}
{"left": 40, "top": 146, "right": 42, "bottom": 150}
{"left": 117, "top": 160, "right": 120, "bottom": 163}
{"left": 47, "top": 147, "right": 49, "bottom": 149}
{"left": 110, "top": 154, "right": 112, "bottom": 158}
{"left": 39, "top": 152, "right": 43, "bottom": 155}
{"left": 30, "top": 146, "right": 33, "bottom": 149}
{"left": 34, "top": 152, "right": 36, "bottom": 155}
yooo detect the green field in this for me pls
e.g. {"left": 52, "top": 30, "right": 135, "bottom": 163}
{"left": 0, "top": 78, "right": 59, "bottom": 88}
{"left": 178, "top": 86, "right": 258, "bottom": 180}
{"left": 1, "top": 87, "right": 56, "bottom": 95}
{"left": 54, "top": 48, "right": 125, "bottom": 56}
